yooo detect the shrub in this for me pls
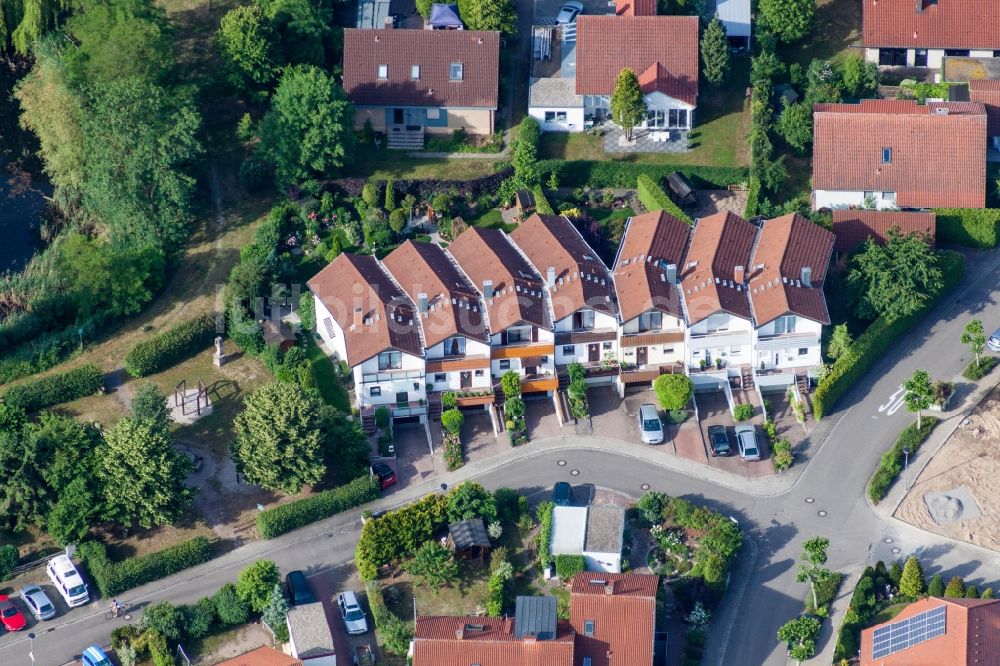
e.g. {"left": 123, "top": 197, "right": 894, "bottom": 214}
{"left": 537, "top": 160, "right": 748, "bottom": 190}
{"left": 444, "top": 432, "right": 464, "bottom": 471}
{"left": 814, "top": 251, "right": 965, "bottom": 418}
{"left": 500, "top": 370, "right": 522, "bottom": 399}
{"left": 77, "top": 537, "right": 213, "bottom": 597}
{"left": 533, "top": 185, "right": 554, "bottom": 214}
{"left": 298, "top": 292, "right": 315, "bottom": 332}
{"left": 934, "top": 208, "right": 1000, "bottom": 248}
{"left": 442, "top": 391, "right": 458, "bottom": 409}
{"left": 494, "top": 487, "right": 523, "bottom": 524}
{"left": 123, "top": 315, "right": 218, "bottom": 378}
{"left": 654, "top": 374, "right": 694, "bottom": 411}
{"left": 636, "top": 174, "right": 693, "bottom": 224}
{"left": 366, "top": 581, "right": 412, "bottom": 655}
{"left": 441, "top": 408, "right": 465, "bottom": 434}
{"left": 963, "top": 356, "right": 998, "bottom": 381}
{"left": 867, "top": 417, "right": 939, "bottom": 503}
{"left": 537, "top": 501, "right": 555, "bottom": 569}
{"left": 0, "top": 544, "right": 19, "bottom": 581}
{"left": 257, "top": 475, "right": 380, "bottom": 539}
{"left": 213, "top": 583, "right": 250, "bottom": 627}
{"left": 236, "top": 560, "right": 280, "bottom": 612}
{"left": 355, "top": 494, "right": 449, "bottom": 581}
{"left": 733, "top": 403, "right": 754, "bottom": 421}
{"left": 945, "top": 575, "right": 967, "bottom": 598}
{"left": 374, "top": 406, "right": 391, "bottom": 428}
{"left": 3, "top": 364, "right": 104, "bottom": 412}
{"left": 772, "top": 438, "right": 793, "bottom": 471}
{"left": 184, "top": 598, "right": 217, "bottom": 639}
{"left": 143, "top": 602, "right": 184, "bottom": 642}
{"left": 555, "top": 554, "right": 586, "bottom": 580}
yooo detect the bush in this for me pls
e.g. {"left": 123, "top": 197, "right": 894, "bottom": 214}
{"left": 299, "top": 292, "right": 316, "bottom": 332}
{"left": 934, "top": 208, "right": 1000, "bottom": 248}
{"left": 636, "top": 174, "right": 693, "bottom": 224}
{"left": 123, "top": 315, "right": 218, "bottom": 378}
{"left": 257, "top": 475, "right": 380, "bottom": 539}
{"left": 772, "top": 438, "right": 793, "bottom": 471}
{"left": 0, "top": 544, "right": 19, "bottom": 581}
{"left": 77, "top": 537, "right": 213, "bottom": 598}
{"left": 441, "top": 408, "right": 464, "bottom": 434}
{"left": 867, "top": 417, "right": 939, "bottom": 503}
{"left": 537, "top": 160, "right": 748, "bottom": 190}
{"left": 213, "top": 583, "right": 250, "bottom": 627}
{"left": 366, "top": 581, "right": 412, "bottom": 655}
{"left": 444, "top": 432, "right": 464, "bottom": 471}
{"left": 533, "top": 185, "right": 554, "bottom": 214}
{"left": 654, "top": 374, "right": 694, "bottom": 411}
{"left": 733, "top": 403, "right": 754, "bottom": 421}
{"left": 442, "top": 391, "right": 457, "bottom": 409}
{"left": 537, "top": 501, "right": 555, "bottom": 569}
{"left": 3, "top": 364, "right": 104, "bottom": 412}
{"left": 236, "top": 560, "right": 280, "bottom": 612}
{"left": 555, "top": 555, "right": 586, "bottom": 580}
{"left": 184, "top": 598, "right": 217, "bottom": 639}
{"left": 963, "top": 356, "right": 998, "bottom": 380}
{"left": 813, "top": 251, "right": 965, "bottom": 419}
{"left": 143, "top": 602, "right": 184, "bottom": 641}
{"left": 355, "top": 494, "right": 449, "bottom": 581}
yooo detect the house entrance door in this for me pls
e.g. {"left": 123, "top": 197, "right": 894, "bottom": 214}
{"left": 460, "top": 371, "right": 472, "bottom": 389}
{"left": 636, "top": 347, "right": 648, "bottom": 366}
{"left": 588, "top": 344, "right": 600, "bottom": 362}
{"left": 393, "top": 109, "right": 404, "bottom": 125}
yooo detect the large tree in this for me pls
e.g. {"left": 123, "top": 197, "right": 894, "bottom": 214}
{"left": 840, "top": 55, "right": 879, "bottom": 99}
{"left": 216, "top": 4, "right": 279, "bottom": 93}
{"left": 46, "top": 477, "right": 97, "bottom": 546}
{"left": 759, "top": 0, "right": 815, "bottom": 43}
{"left": 3, "top": 0, "right": 67, "bottom": 54}
{"left": 131, "top": 382, "right": 172, "bottom": 435}
{"left": 795, "top": 536, "right": 833, "bottom": 611}
{"left": 700, "top": 16, "right": 730, "bottom": 86}
{"left": 231, "top": 381, "right": 326, "bottom": 493}
{"left": 446, "top": 482, "right": 498, "bottom": 523}
{"left": 259, "top": 65, "right": 354, "bottom": 189}
{"left": 847, "top": 230, "right": 943, "bottom": 321}
{"left": 903, "top": 369, "right": 933, "bottom": 429}
{"left": 464, "top": 0, "right": 517, "bottom": 34}
{"left": 100, "top": 416, "right": 194, "bottom": 528}
{"left": 405, "top": 541, "right": 459, "bottom": 590}
{"left": 320, "top": 407, "right": 372, "bottom": 483}
{"left": 0, "top": 428, "right": 55, "bottom": 531}
{"left": 898, "top": 555, "right": 926, "bottom": 597}
{"left": 611, "top": 68, "right": 645, "bottom": 142}
{"left": 777, "top": 101, "right": 813, "bottom": 153}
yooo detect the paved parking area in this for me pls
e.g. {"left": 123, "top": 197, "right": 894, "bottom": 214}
{"left": 525, "top": 394, "right": 564, "bottom": 440}
{"left": 308, "top": 567, "right": 376, "bottom": 663}
{"left": 430, "top": 409, "right": 502, "bottom": 465}
{"left": 384, "top": 424, "right": 438, "bottom": 494}
{"left": 696, "top": 390, "right": 774, "bottom": 478}
{"left": 534, "top": 0, "right": 613, "bottom": 22}
{"left": 596, "top": 387, "right": 707, "bottom": 463}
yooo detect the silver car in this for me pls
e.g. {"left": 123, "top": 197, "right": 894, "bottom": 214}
{"left": 19, "top": 585, "right": 56, "bottom": 621}
{"left": 735, "top": 424, "right": 761, "bottom": 461}
{"left": 337, "top": 591, "right": 368, "bottom": 635}
{"left": 556, "top": 0, "right": 583, "bottom": 24}
{"left": 988, "top": 327, "right": 1000, "bottom": 353}
{"left": 638, "top": 404, "right": 664, "bottom": 444}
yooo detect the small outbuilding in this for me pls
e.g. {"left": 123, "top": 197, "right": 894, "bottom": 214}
{"left": 666, "top": 172, "right": 697, "bottom": 208}
{"left": 447, "top": 518, "right": 491, "bottom": 559}
{"left": 428, "top": 3, "right": 463, "bottom": 30}
{"left": 514, "top": 189, "right": 536, "bottom": 215}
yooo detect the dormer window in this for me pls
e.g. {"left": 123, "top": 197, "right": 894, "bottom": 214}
{"left": 882, "top": 147, "right": 892, "bottom": 164}
{"left": 449, "top": 62, "right": 463, "bottom": 81}
{"left": 411, "top": 64, "right": 420, "bottom": 79}
{"left": 377, "top": 64, "right": 388, "bottom": 80}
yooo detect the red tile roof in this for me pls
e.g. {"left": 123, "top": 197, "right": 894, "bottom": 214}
{"left": 215, "top": 647, "right": 302, "bottom": 666}
{"left": 446, "top": 227, "right": 551, "bottom": 332}
{"left": 614, "top": 0, "right": 656, "bottom": 16}
{"left": 343, "top": 29, "right": 500, "bottom": 109}
{"left": 970, "top": 79, "right": 1000, "bottom": 136}
{"left": 307, "top": 253, "right": 423, "bottom": 366}
{"left": 812, "top": 100, "right": 987, "bottom": 209}
{"left": 509, "top": 214, "right": 617, "bottom": 322}
{"left": 413, "top": 616, "right": 576, "bottom": 666}
{"left": 381, "top": 240, "right": 488, "bottom": 348}
{"left": 575, "top": 16, "right": 699, "bottom": 106}
{"left": 613, "top": 211, "right": 691, "bottom": 322}
{"left": 681, "top": 212, "right": 755, "bottom": 324}
{"left": 831, "top": 210, "right": 936, "bottom": 252}
{"left": 747, "top": 214, "right": 835, "bottom": 326}
{"left": 570, "top": 574, "right": 659, "bottom": 666}
{"left": 863, "top": 0, "right": 1000, "bottom": 49}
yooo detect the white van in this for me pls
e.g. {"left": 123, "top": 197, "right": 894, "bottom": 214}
{"left": 47, "top": 555, "right": 89, "bottom": 607}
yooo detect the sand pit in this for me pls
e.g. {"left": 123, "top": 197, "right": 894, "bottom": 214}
{"left": 895, "top": 386, "right": 1000, "bottom": 549}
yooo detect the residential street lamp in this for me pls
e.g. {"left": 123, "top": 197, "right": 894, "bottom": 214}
{"left": 27, "top": 632, "right": 35, "bottom": 664}
{"left": 903, "top": 447, "right": 911, "bottom": 493}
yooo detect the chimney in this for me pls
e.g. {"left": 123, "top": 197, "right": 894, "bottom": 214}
{"left": 418, "top": 293, "right": 428, "bottom": 314}
{"left": 547, "top": 267, "right": 556, "bottom": 288}
{"left": 604, "top": 581, "right": 615, "bottom": 596}
{"left": 734, "top": 265, "right": 745, "bottom": 284}
{"left": 483, "top": 280, "right": 494, "bottom": 298}
{"left": 353, "top": 306, "right": 362, "bottom": 328}
{"left": 801, "top": 266, "right": 812, "bottom": 288}
{"left": 455, "top": 627, "right": 464, "bottom": 640}
{"left": 665, "top": 263, "right": 678, "bottom": 284}
{"left": 934, "top": 106, "right": 949, "bottom": 115}
{"left": 384, "top": 15, "right": 394, "bottom": 28}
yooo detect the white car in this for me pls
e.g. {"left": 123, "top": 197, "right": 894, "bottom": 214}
{"left": 19, "top": 585, "right": 56, "bottom": 620}
{"left": 638, "top": 403, "right": 664, "bottom": 444}
{"left": 337, "top": 591, "right": 369, "bottom": 635}
{"left": 988, "top": 327, "right": 1000, "bottom": 352}
{"left": 556, "top": 0, "right": 583, "bottom": 24}
{"left": 735, "top": 424, "right": 761, "bottom": 461}
{"left": 47, "top": 555, "right": 89, "bottom": 607}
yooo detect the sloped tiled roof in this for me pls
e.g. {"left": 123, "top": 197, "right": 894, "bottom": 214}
{"left": 413, "top": 615, "right": 576, "bottom": 666}
{"left": 446, "top": 227, "right": 551, "bottom": 332}
{"left": 575, "top": 16, "right": 699, "bottom": 106}
{"left": 863, "top": 0, "right": 1000, "bottom": 49}
{"left": 812, "top": 100, "right": 987, "bottom": 209}
{"left": 747, "top": 214, "right": 835, "bottom": 326}
{"left": 215, "top": 647, "right": 302, "bottom": 666}
{"left": 680, "top": 212, "right": 755, "bottom": 324}
{"left": 381, "top": 240, "right": 487, "bottom": 349}
{"left": 570, "top": 574, "right": 659, "bottom": 666}
{"left": 970, "top": 79, "right": 1000, "bottom": 136}
{"left": 612, "top": 211, "right": 691, "bottom": 322}
{"left": 509, "top": 214, "right": 617, "bottom": 321}
{"left": 307, "top": 253, "right": 423, "bottom": 366}
{"left": 831, "top": 210, "right": 936, "bottom": 252}
{"left": 343, "top": 29, "right": 500, "bottom": 108}
{"left": 614, "top": 0, "right": 656, "bottom": 17}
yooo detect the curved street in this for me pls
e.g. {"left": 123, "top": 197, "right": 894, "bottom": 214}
{"left": 4, "top": 248, "right": 1000, "bottom": 666}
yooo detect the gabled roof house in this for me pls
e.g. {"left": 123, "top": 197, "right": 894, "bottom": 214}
{"left": 970, "top": 79, "right": 1000, "bottom": 148}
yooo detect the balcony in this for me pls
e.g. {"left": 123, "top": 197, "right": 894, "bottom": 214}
{"left": 620, "top": 364, "right": 681, "bottom": 385}
{"left": 429, "top": 390, "right": 496, "bottom": 408}
{"left": 619, "top": 330, "right": 685, "bottom": 348}
{"left": 361, "top": 368, "right": 424, "bottom": 383}
{"left": 554, "top": 328, "right": 618, "bottom": 345}
{"left": 392, "top": 400, "right": 427, "bottom": 418}
{"left": 557, "top": 360, "right": 620, "bottom": 381}
{"left": 425, "top": 355, "right": 491, "bottom": 373}
{"left": 492, "top": 342, "right": 555, "bottom": 359}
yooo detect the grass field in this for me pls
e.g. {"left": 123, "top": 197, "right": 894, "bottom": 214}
{"left": 304, "top": 335, "right": 351, "bottom": 411}
{"left": 777, "top": 0, "right": 863, "bottom": 68}
{"left": 355, "top": 150, "right": 502, "bottom": 180}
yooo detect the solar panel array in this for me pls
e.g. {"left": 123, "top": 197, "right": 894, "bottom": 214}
{"left": 872, "top": 604, "right": 947, "bottom": 660}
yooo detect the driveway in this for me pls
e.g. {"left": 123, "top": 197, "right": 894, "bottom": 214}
{"left": 696, "top": 391, "right": 773, "bottom": 478}
{"left": 385, "top": 423, "right": 438, "bottom": 494}
{"left": 524, "top": 394, "right": 563, "bottom": 440}
{"left": 535, "top": 0, "right": 612, "bottom": 22}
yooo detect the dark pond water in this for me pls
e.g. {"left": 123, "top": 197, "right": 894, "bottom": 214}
{"left": 0, "top": 156, "right": 45, "bottom": 273}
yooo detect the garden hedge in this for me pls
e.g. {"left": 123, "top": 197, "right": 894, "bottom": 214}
{"left": 813, "top": 251, "right": 965, "bottom": 419}
{"left": 934, "top": 208, "right": 1000, "bottom": 248}
{"left": 124, "top": 315, "right": 219, "bottom": 378}
{"left": 533, "top": 185, "right": 555, "bottom": 214}
{"left": 537, "top": 501, "right": 555, "bottom": 569}
{"left": 257, "top": 475, "right": 380, "bottom": 539}
{"left": 636, "top": 174, "right": 693, "bottom": 224}
{"left": 537, "top": 160, "right": 748, "bottom": 190}
{"left": 324, "top": 167, "right": 514, "bottom": 200}
{"left": 867, "top": 417, "right": 938, "bottom": 503}
{"left": 78, "top": 537, "right": 213, "bottom": 597}
{"left": 555, "top": 554, "right": 586, "bottom": 580}
{"left": 2, "top": 363, "right": 104, "bottom": 411}
{"left": 366, "top": 581, "right": 412, "bottom": 655}
{"left": 355, "top": 493, "right": 449, "bottom": 581}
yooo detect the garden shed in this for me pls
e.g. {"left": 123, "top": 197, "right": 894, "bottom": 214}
{"left": 515, "top": 189, "right": 536, "bottom": 215}
{"left": 447, "top": 518, "right": 491, "bottom": 559}
{"left": 666, "top": 172, "right": 696, "bottom": 207}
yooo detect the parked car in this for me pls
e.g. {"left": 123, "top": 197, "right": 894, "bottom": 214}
{"left": 638, "top": 404, "right": 664, "bottom": 444}
{"left": 19, "top": 585, "right": 56, "bottom": 621}
{"left": 552, "top": 481, "right": 573, "bottom": 506}
{"left": 988, "top": 326, "right": 1000, "bottom": 352}
{"left": 285, "top": 571, "right": 315, "bottom": 606}
{"left": 370, "top": 462, "right": 398, "bottom": 490}
{"left": 556, "top": 0, "right": 583, "bottom": 24}
{"left": 81, "top": 644, "right": 114, "bottom": 666}
{"left": 0, "top": 595, "right": 26, "bottom": 631}
{"left": 707, "top": 425, "right": 732, "bottom": 456}
{"left": 47, "top": 554, "right": 89, "bottom": 607}
{"left": 337, "top": 591, "right": 369, "bottom": 635}
{"left": 735, "top": 424, "right": 761, "bottom": 461}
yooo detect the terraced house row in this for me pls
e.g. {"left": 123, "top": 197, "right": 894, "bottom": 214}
{"left": 307, "top": 211, "right": 835, "bottom": 425}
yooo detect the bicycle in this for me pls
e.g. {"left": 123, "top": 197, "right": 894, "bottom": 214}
{"left": 104, "top": 602, "right": 130, "bottom": 621}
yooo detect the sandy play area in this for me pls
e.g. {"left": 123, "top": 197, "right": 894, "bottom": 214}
{"left": 896, "top": 386, "right": 1000, "bottom": 550}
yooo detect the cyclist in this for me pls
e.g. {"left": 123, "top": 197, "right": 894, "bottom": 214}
{"left": 110, "top": 599, "right": 123, "bottom": 618}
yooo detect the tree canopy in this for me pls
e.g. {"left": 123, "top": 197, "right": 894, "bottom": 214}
{"left": 611, "top": 68, "right": 645, "bottom": 141}
{"left": 847, "top": 230, "right": 943, "bottom": 321}
{"left": 759, "top": 0, "right": 815, "bottom": 43}
{"left": 216, "top": 4, "right": 279, "bottom": 92}
{"left": 777, "top": 102, "right": 812, "bottom": 153}
{"left": 700, "top": 17, "right": 730, "bottom": 86}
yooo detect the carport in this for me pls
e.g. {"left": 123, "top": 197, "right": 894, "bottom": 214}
{"left": 691, "top": 371, "right": 735, "bottom": 417}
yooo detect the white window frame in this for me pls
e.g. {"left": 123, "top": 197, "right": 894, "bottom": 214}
{"left": 449, "top": 62, "right": 463, "bottom": 81}
{"left": 377, "top": 64, "right": 388, "bottom": 80}
{"left": 411, "top": 64, "right": 420, "bottom": 79}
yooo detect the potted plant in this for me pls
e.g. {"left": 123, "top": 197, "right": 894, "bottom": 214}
{"left": 716, "top": 358, "right": 724, "bottom": 370}
{"left": 699, "top": 359, "right": 707, "bottom": 370}
{"left": 930, "top": 380, "right": 955, "bottom": 412}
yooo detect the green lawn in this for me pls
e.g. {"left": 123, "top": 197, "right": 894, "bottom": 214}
{"left": 354, "top": 150, "right": 501, "bottom": 180}
{"left": 304, "top": 335, "right": 351, "bottom": 412}
{"left": 587, "top": 206, "right": 634, "bottom": 225}
{"left": 870, "top": 602, "right": 910, "bottom": 625}
{"left": 777, "top": 0, "right": 863, "bottom": 68}
{"left": 467, "top": 208, "right": 516, "bottom": 232}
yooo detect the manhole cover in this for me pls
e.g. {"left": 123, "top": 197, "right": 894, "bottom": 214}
{"left": 805, "top": 497, "right": 815, "bottom": 503}
{"left": 641, "top": 483, "right": 650, "bottom": 490}
{"left": 123, "top": 614, "right": 133, "bottom": 621}
{"left": 818, "top": 510, "right": 828, "bottom": 517}
{"left": 570, "top": 469, "right": 580, "bottom": 476}
{"left": 884, "top": 537, "right": 893, "bottom": 544}
{"left": 891, "top": 547, "right": 901, "bottom": 554}
{"left": 557, "top": 460, "right": 567, "bottom": 466}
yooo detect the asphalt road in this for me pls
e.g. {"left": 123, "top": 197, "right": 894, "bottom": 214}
{"left": 5, "top": 249, "right": 1000, "bottom": 666}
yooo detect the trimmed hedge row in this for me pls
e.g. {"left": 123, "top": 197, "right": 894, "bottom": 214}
{"left": 934, "top": 208, "right": 1000, "bottom": 248}
{"left": 636, "top": 174, "right": 693, "bottom": 224}
{"left": 124, "top": 315, "right": 219, "bottom": 378}
{"left": 533, "top": 185, "right": 555, "bottom": 214}
{"left": 2, "top": 364, "right": 104, "bottom": 411}
{"left": 537, "top": 160, "right": 748, "bottom": 190}
{"left": 256, "top": 475, "right": 380, "bottom": 539}
{"left": 813, "top": 251, "right": 965, "bottom": 419}
{"left": 78, "top": 537, "right": 213, "bottom": 598}
{"left": 867, "top": 417, "right": 938, "bottom": 503}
